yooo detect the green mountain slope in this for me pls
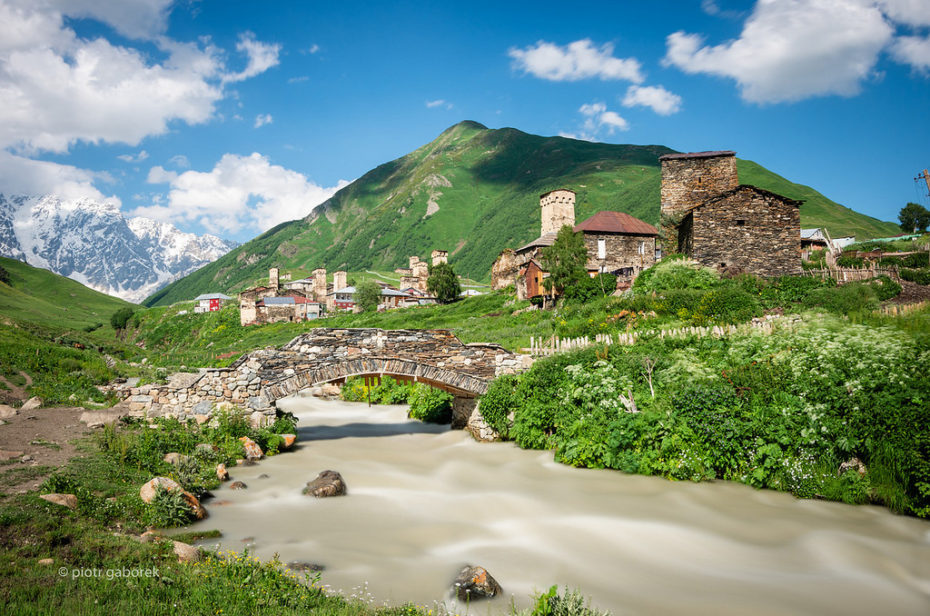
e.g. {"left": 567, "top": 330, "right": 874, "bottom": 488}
{"left": 145, "top": 121, "right": 898, "bottom": 306}
{"left": 0, "top": 256, "right": 131, "bottom": 330}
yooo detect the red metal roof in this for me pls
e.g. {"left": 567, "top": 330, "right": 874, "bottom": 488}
{"left": 573, "top": 211, "right": 658, "bottom": 236}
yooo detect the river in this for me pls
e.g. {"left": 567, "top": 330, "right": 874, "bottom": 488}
{"left": 190, "top": 394, "right": 930, "bottom": 615}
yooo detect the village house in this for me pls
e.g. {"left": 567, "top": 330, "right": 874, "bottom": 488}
{"left": 492, "top": 189, "right": 658, "bottom": 299}
{"left": 239, "top": 267, "right": 324, "bottom": 326}
{"left": 660, "top": 151, "right": 802, "bottom": 277}
{"left": 327, "top": 285, "right": 416, "bottom": 312}
{"left": 193, "top": 293, "right": 231, "bottom": 313}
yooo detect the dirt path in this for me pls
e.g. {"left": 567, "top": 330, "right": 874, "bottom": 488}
{"left": 0, "top": 406, "right": 90, "bottom": 497}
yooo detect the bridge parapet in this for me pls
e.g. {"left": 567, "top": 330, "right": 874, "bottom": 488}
{"left": 124, "top": 328, "right": 531, "bottom": 422}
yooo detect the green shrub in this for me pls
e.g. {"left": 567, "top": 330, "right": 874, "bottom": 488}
{"left": 693, "top": 286, "right": 761, "bottom": 324}
{"left": 479, "top": 375, "right": 518, "bottom": 438}
{"left": 145, "top": 484, "right": 194, "bottom": 527}
{"left": 562, "top": 273, "right": 617, "bottom": 304}
{"left": 900, "top": 267, "right": 930, "bottom": 285}
{"left": 870, "top": 275, "right": 902, "bottom": 301}
{"left": 340, "top": 376, "right": 414, "bottom": 404}
{"left": 836, "top": 255, "right": 865, "bottom": 268}
{"left": 801, "top": 282, "right": 879, "bottom": 313}
{"left": 634, "top": 257, "right": 719, "bottom": 293}
{"left": 406, "top": 384, "right": 453, "bottom": 423}
{"left": 532, "top": 586, "right": 609, "bottom": 616}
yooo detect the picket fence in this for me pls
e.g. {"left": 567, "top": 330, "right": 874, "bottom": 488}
{"left": 804, "top": 266, "right": 900, "bottom": 283}
{"left": 528, "top": 318, "right": 788, "bottom": 357}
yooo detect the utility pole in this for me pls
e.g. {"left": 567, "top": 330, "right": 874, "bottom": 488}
{"left": 918, "top": 169, "right": 930, "bottom": 201}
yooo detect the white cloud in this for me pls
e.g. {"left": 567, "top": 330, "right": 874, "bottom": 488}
{"left": 117, "top": 149, "right": 149, "bottom": 163}
{"left": 47, "top": 0, "right": 174, "bottom": 40}
{"left": 168, "top": 154, "right": 190, "bottom": 168}
{"left": 254, "top": 113, "right": 273, "bottom": 128}
{"left": 564, "top": 102, "right": 630, "bottom": 141}
{"left": 134, "top": 153, "right": 350, "bottom": 234}
{"left": 146, "top": 165, "right": 178, "bottom": 184}
{"left": 288, "top": 75, "right": 310, "bottom": 84}
{"left": 0, "top": 150, "right": 117, "bottom": 203}
{"left": 425, "top": 99, "right": 453, "bottom": 109}
{"left": 509, "top": 39, "right": 644, "bottom": 83}
{"left": 665, "top": 0, "right": 930, "bottom": 103}
{"left": 223, "top": 32, "right": 281, "bottom": 83}
{"left": 622, "top": 85, "right": 683, "bottom": 115}
{"left": 0, "top": 3, "right": 281, "bottom": 157}
{"left": 891, "top": 35, "right": 930, "bottom": 71}
{"left": 308, "top": 44, "right": 320, "bottom": 54}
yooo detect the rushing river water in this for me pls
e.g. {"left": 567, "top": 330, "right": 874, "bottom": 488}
{"left": 190, "top": 394, "right": 930, "bottom": 615}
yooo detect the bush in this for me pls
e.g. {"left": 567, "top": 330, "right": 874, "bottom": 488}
{"left": 870, "top": 275, "right": 902, "bottom": 301}
{"left": 340, "top": 376, "right": 414, "bottom": 404}
{"left": 146, "top": 484, "right": 194, "bottom": 527}
{"left": 479, "top": 375, "right": 518, "bottom": 438}
{"left": 836, "top": 255, "right": 865, "bottom": 268}
{"left": 110, "top": 306, "right": 136, "bottom": 331}
{"left": 406, "top": 384, "right": 453, "bottom": 423}
{"left": 901, "top": 268, "right": 930, "bottom": 285}
{"left": 801, "top": 282, "right": 879, "bottom": 313}
{"left": 562, "top": 273, "right": 616, "bottom": 304}
{"left": 692, "top": 286, "right": 761, "bottom": 324}
{"left": 633, "top": 257, "right": 719, "bottom": 293}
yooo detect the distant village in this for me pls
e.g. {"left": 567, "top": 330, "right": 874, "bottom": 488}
{"left": 192, "top": 150, "right": 863, "bottom": 324}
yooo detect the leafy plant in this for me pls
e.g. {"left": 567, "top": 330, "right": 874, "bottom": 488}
{"left": 355, "top": 281, "right": 381, "bottom": 312}
{"left": 406, "top": 384, "right": 453, "bottom": 423}
{"left": 541, "top": 224, "right": 588, "bottom": 297}
{"left": 426, "top": 261, "right": 461, "bottom": 304}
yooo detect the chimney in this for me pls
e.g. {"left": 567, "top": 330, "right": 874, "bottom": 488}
{"left": 540, "top": 189, "right": 576, "bottom": 235}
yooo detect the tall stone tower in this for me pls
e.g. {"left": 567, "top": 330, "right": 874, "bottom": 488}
{"left": 333, "top": 270, "right": 347, "bottom": 291}
{"left": 269, "top": 267, "right": 279, "bottom": 291}
{"left": 431, "top": 250, "right": 448, "bottom": 266}
{"left": 659, "top": 151, "right": 738, "bottom": 254}
{"left": 540, "top": 189, "right": 576, "bottom": 235}
{"left": 312, "top": 268, "right": 327, "bottom": 302}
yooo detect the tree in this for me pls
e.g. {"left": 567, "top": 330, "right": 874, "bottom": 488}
{"left": 540, "top": 224, "right": 588, "bottom": 297}
{"left": 427, "top": 262, "right": 461, "bottom": 304}
{"left": 110, "top": 306, "right": 135, "bottom": 338}
{"left": 0, "top": 264, "right": 9, "bottom": 286}
{"left": 898, "top": 202, "right": 930, "bottom": 233}
{"left": 355, "top": 281, "right": 381, "bottom": 312}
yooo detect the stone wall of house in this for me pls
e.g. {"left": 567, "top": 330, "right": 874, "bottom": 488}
{"left": 540, "top": 189, "right": 576, "bottom": 235}
{"left": 491, "top": 248, "right": 525, "bottom": 290}
{"left": 660, "top": 153, "right": 737, "bottom": 254}
{"left": 123, "top": 329, "right": 532, "bottom": 422}
{"left": 431, "top": 250, "right": 448, "bottom": 266}
{"left": 581, "top": 233, "right": 656, "bottom": 275}
{"left": 312, "top": 268, "right": 327, "bottom": 302}
{"left": 682, "top": 187, "right": 801, "bottom": 277}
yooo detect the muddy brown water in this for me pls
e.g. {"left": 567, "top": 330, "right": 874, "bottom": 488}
{"left": 190, "top": 394, "right": 930, "bottom": 615}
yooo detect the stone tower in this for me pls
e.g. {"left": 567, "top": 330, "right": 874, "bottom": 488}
{"left": 431, "top": 250, "right": 448, "bottom": 266}
{"left": 333, "top": 270, "right": 347, "bottom": 291}
{"left": 540, "top": 189, "right": 576, "bottom": 235}
{"left": 269, "top": 267, "right": 279, "bottom": 291}
{"left": 312, "top": 268, "right": 327, "bottom": 302}
{"left": 659, "top": 151, "right": 738, "bottom": 254}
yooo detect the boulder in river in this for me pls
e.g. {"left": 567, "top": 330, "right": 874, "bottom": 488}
{"left": 216, "top": 463, "right": 229, "bottom": 481}
{"left": 230, "top": 481, "right": 248, "bottom": 490}
{"left": 452, "top": 565, "right": 502, "bottom": 601}
{"left": 239, "top": 436, "right": 263, "bottom": 460}
{"left": 302, "top": 470, "right": 346, "bottom": 497}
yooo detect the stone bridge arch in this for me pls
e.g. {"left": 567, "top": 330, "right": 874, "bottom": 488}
{"left": 264, "top": 357, "right": 491, "bottom": 402}
{"left": 133, "top": 328, "right": 533, "bottom": 423}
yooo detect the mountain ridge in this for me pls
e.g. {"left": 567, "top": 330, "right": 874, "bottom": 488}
{"left": 144, "top": 121, "right": 899, "bottom": 306}
{"left": 0, "top": 194, "right": 238, "bottom": 303}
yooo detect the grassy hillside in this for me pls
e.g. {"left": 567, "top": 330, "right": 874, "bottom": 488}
{"left": 0, "top": 256, "right": 131, "bottom": 331}
{"left": 737, "top": 160, "right": 900, "bottom": 239}
{"left": 145, "top": 122, "right": 897, "bottom": 306}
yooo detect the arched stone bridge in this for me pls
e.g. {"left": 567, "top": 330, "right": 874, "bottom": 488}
{"left": 133, "top": 328, "right": 532, "bottom": 421}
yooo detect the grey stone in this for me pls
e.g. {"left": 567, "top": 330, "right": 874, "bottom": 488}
{"left": 302, "top": 470, "right": 346, "bottom": 498}
{"left": 452, "top": 565, "right": 502, "bottom": 601}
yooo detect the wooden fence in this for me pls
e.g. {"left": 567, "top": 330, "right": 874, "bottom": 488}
{"left": 878, "top": 300, "right": 929, "bottom": 317}
{"left": 804, "top": 265, "right": 900, "bottom": 283}
{"left": 527, "top": 318, "right": 790, "bottom": 357}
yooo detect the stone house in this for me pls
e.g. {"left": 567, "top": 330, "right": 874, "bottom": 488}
{"left": 660, "top": 151, "right": 801, "bottom": 277}
{"left": 676, "top": 186, "right": 802, "bottom": 276}
{"left": 492, "top": 189, "right": 657, "bottom": 298}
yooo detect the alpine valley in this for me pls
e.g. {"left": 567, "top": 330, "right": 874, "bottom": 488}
{"left": 0, "top": 194, "right": 238, "bottom": 303}
{"left": 144, "top": 121, "right": 899, "bottom": 306}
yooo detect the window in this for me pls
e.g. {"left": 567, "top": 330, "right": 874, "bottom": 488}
{"left": 597, "top": 239, "right": 606, "bottom": 260}
{"left": 736, "top": 219, "right": 746, "bottom": 226}
{"left": 638, "top": 241, "right": 645, "bottom": 255}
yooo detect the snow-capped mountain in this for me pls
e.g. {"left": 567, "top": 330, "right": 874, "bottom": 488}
{"left": 0, "top": 194, "right": 237, "bottom": 303}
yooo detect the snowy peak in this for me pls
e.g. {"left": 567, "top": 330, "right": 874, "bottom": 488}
{"left": 0, "top": 194, "right": 237, "bottom": 303}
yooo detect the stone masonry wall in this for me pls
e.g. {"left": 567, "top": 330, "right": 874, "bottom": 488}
{"left": 581, "top": 233, "right": 656, "bottom": 274}
{"left": 660, "top": 153, "right": 737, "bottom": 254}
{"left": 129, "top": 328, "right": 531, "bottom": 421}
{"left": 540, "top": 189, "right": 576, "bottom": 235}
{"left": 683, "top": 187, "right": 801, "bottom": 277}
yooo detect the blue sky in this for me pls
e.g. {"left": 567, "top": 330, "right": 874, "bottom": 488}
{"left": 1, "top": 0, "right": 928, "bottom": 242}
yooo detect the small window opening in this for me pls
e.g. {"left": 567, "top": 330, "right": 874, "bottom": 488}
{"left": 720, "top": 263, "right": 727, "bottom": 268}
{"left": 736, "top": 219, "right": 746, "bottom": 226}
